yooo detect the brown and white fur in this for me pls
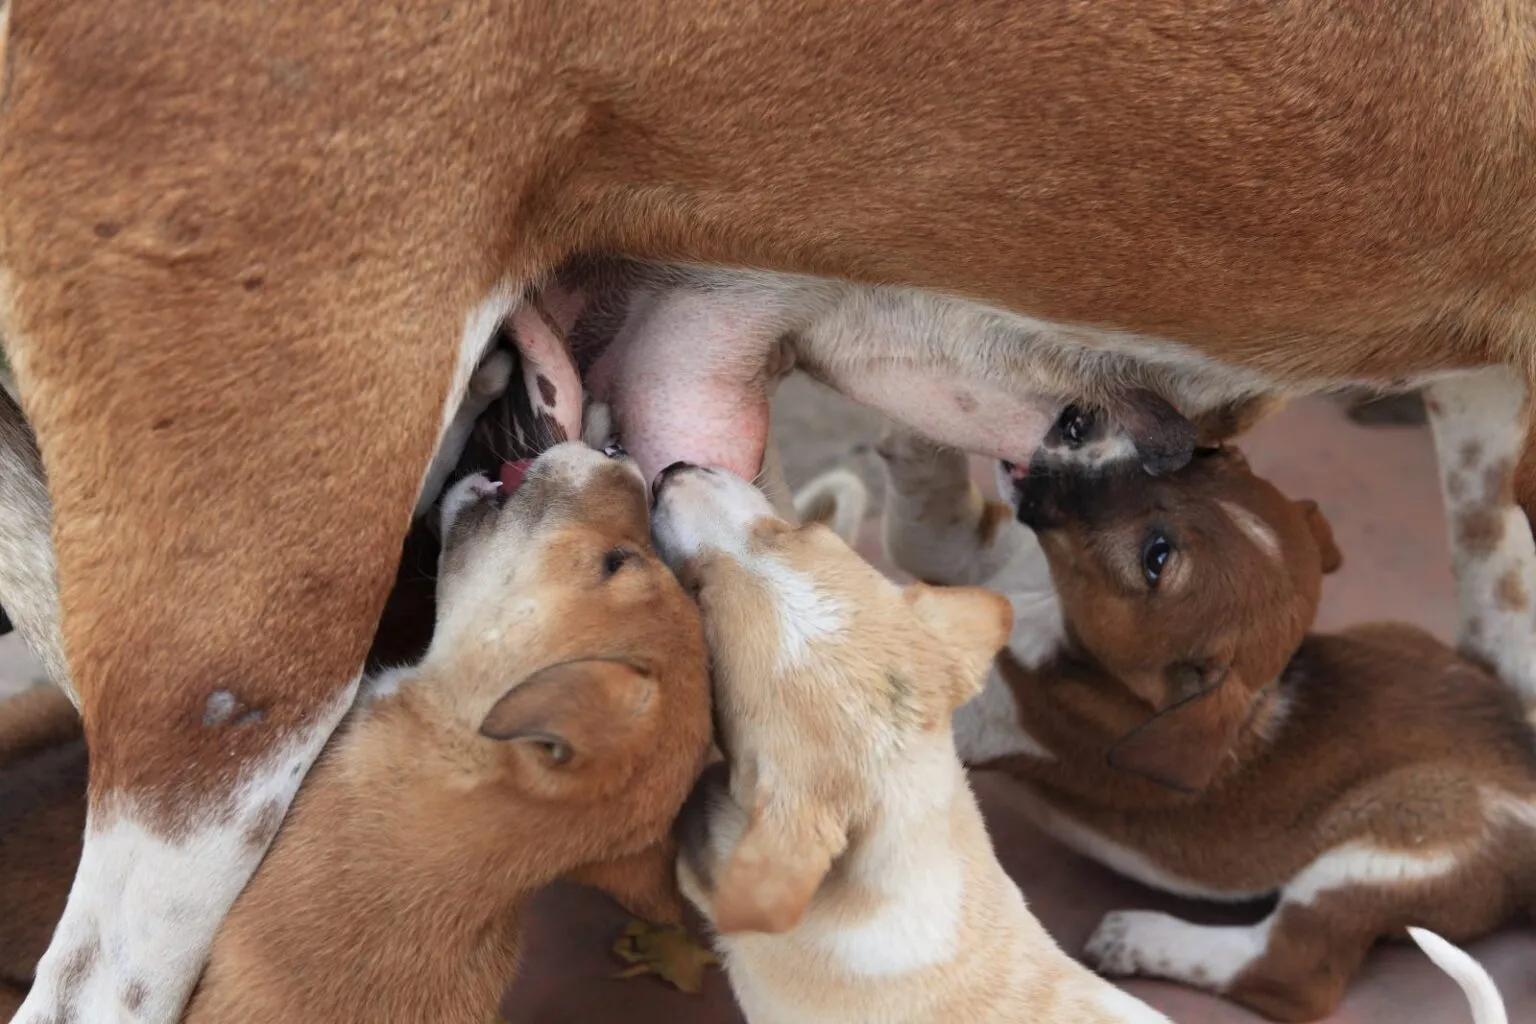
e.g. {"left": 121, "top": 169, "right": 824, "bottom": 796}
{"left": 878, "top": 430, "right": 1523, "bottom": 1022}
{"left": 10, "top": 2, "right": 1536, "bottom": 1017}
{"left": 650, "top": 464, "right": 1170, "bottom": 1023}
{"left": 0, "top": 441, "right": 714, "bottom": 1022}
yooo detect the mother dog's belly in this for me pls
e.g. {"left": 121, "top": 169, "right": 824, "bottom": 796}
{"left": 559, "top": 264, "right": 1357, "bottom": 485}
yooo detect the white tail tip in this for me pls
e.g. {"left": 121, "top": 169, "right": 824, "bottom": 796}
{"left": 793, "top": 468, "right": 869, "bottom": 546}
{"left": 1407, "top": 927, "right": 1507, "bottom": 1024}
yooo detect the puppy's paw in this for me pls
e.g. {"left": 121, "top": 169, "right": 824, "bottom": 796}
{"left": 470, "top": 348, "right": 515, "bottom": 400}
{"left": 1083, "top": 910, "right": 1144, "bottom": 977}
{"left": 439, "top": 473, "right": 499, "bottom": 536}
{"left": 874, "top": 425, "right": 944, "bottom": 465}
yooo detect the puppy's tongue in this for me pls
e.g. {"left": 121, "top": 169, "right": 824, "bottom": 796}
{"left": 499, "top": 459, "right": 534, "bottom": 494}
{"left": 1002, "top": 460, "right": 1028, "bottom": 481}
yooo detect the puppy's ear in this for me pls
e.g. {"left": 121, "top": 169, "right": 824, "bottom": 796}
{"left": 1295, "top": 500, "right": 1343, "bottom": 575}
{"left": 905, "top": 584, "right": 1012, "bottom": 700}
{"left": 712, "top": 798, "right": 848, "bottom": 935}
{"left": 480, "top": 659, "right": 653, "bottom": 768}
{"left": 1107, "top": 662, "right": 1248, "bottom": 793}
{"left": 1107, "top": 388, "right": 1198, "bottom": 476}
{"left": 1191, "top": 395, "right": 1285, "bottom": 446}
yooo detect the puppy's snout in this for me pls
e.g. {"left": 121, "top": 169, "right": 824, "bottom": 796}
{"left": 651, "top": 460, "right": 702, "bottom": 501}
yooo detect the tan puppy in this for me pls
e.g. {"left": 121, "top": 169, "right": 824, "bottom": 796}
{"left": 0, "top": 443, "right": 712, "bottom": 1023}
{"left": 879, "top": 434, "right": 1523, "bottom": 1022}
{"left": 649, "top": 463, "right": 1169, "bottom": 1024}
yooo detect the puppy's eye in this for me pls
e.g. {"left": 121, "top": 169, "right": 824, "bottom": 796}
{"left": 1142, "top": 533, "right": 1172, "bottom": 587}
{"left": 602, "top": 547, "right": 633, "bottom": 577}
{"left": 1057, "top": 404, "right": 1095, "bottom": 447}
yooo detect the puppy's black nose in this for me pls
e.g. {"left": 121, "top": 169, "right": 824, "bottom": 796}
{"left": 602, "top": 442, "right": 627, "bottom": 459}
{"left": 651, "top": 460, "right": 697, "bottom": 501}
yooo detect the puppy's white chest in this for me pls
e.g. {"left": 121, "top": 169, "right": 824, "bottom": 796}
{"left": 813, "top": 854, "right": 965, "bottom": 977}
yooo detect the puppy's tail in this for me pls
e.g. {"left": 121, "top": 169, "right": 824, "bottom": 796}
{"left": 793, "top": 467, "right": 869, "bottom": 546}
{"left": 1407, "top": 927, "right": 1507, "bottom": 1024}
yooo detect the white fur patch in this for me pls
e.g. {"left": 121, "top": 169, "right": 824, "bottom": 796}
{"left": 17, "top": 679, "right": 359, "bottom": 1024}
{"left": 412, "top": 284, "right": 519, "bottom": 521}
{"left": 1285, "top": 841, "right": 1461, "bottom": 904}
{"left": 1087, "top": 909, "right": 1273, "bottom": 989}
{"left": 1217, "top": 499, "right": 1282, "bottom": 563}
{"left": 816, "top": 750, "right": 966, "bottom": 976}
{"left": 819, "top": 850, "right": 964, "bottom": 977}
{"left": 754, "top": 555, "right": 847, "bottom": 670}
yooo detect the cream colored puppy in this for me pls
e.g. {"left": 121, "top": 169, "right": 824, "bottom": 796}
{"left": 650, "top": 462, "right": 1169, "bottom": 1024}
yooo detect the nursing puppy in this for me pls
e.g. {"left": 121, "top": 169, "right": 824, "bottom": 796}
{"left": 650, "top": 463, "right": 1169, "bottom": 1024}
{"left": 0, "top": 443, "right": 713, "bottom": 1022}
{"left": 879, "top": 433, "right": 1522, "bottom": 1023}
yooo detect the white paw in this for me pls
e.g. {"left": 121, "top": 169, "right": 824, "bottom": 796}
{"left": 439, "top": 473, "right": 499, "bottom": 537}
{"left": 582, "top": 401, "right": 616, "bottom": 450}
{"left": 470, "top": 349, "right": 515, "bottom": 400}
{"left": 1084, "top": 910, "right": 1142, "bottom": 976}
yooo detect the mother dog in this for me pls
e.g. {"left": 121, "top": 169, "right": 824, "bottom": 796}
{"left": 4, "top": 1, "right": 1536, "bottom": 1020}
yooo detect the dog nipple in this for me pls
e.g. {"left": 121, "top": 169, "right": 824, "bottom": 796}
{"left": 500, "top": 459, "right": 534, "bottom": 493}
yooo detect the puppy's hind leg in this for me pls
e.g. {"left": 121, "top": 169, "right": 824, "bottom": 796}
{"left": 1424, "top": 368, "right": 1536, "bottom": 702}
{"left": 876, "top": 426, "right": 1027, "bottom": 587}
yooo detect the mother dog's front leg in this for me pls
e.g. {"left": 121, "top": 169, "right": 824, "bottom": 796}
{"left": 0, "top": 16, "right": 547, "bottom": 1020}
{"left": 3, "top": 284, "right": 514, "bottom": 1024}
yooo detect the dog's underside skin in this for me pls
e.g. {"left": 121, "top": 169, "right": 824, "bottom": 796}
{"left": 4, "top": 2, "right": 1536, "bottom": 1019}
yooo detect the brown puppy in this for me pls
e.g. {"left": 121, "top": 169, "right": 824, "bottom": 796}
{"left": 0, "top": 443, "right": 712, "bottom": 1023}
{"left": 879, "top": 434, "right": 1524, "bottom": 1022}
{"left": 651, "top": 464, "right": 1170, "bottom": 1024}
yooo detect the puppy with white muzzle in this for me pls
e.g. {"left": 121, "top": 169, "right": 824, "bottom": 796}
{"left": 651, "top": 461, "right": 1169, "bottom": 1024}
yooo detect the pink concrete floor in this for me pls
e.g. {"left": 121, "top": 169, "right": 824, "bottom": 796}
{"left": 504, "top": 397, "right": 1535, "bottom": 1023}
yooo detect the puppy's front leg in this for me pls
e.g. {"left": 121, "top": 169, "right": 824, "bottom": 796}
{"left": 1084, "top": 904, "right": 1371, "bottom": 1023}
{"left": 877, "top": 427, "right": 1027, "bottom": 587}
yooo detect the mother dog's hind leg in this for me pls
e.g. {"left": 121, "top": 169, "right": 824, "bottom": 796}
{"left": 1424, "top": 368, "right": 1536, "bottom": 702}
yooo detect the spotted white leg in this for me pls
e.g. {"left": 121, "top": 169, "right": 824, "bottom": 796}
{"left": 21, "top": 683, "right": 356, "bottom": 1022}
{"left": 1084, "top": 841, "right": 1476, "bottom": 1020}
{"left": 1424, "top": 368, "right": 1536, "bottom": 701}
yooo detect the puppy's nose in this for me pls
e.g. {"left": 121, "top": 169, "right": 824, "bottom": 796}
{"left": 602, "top": 442, "right": 627, "bottom": 459}
{"left": 651, "top": 460, "right": 698, "bottom": 501}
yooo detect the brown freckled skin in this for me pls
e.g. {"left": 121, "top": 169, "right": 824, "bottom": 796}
{"left": 535, "top": 373, "right": 557, "bottom": 407}
{"left": 1459, "top": 439, "right": 1483, "bottom": 469}
{"left": 1457, "top": 505, "right": 1505, "bottom": 558}
{"left": 1497, "top": 566, "right": 1529, "bottom": 610}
